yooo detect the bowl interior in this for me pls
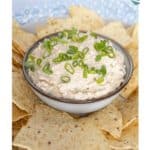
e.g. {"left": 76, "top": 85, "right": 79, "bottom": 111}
{"left": 23, "top": 31, "right": 133, "bottom": 104}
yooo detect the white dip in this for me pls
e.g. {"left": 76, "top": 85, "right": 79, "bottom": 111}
{"left": 26, "top": 29, "right": 126, "bottom": 100}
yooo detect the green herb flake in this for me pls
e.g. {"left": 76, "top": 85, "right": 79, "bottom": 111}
{"left": 64, "top": 63, "right": 75, "bottom": 74}
{"left": 72, "top": 60, "right": 78, "bottom": 67}
{"left": 67, "top": 45, "right": 78, "bottom": 54}
{"left": 96, "top": 76, "right": 104, "bottom": 84}
{"left": 43, "top": 39, "right": 53, "bottom": 54}
{"left": 61, "top": 75, "right": 70, "bottom": 83}
{"left": 36, "top": 58, "right": 42, "bottom": 66}
{"left": 42, "top": 63, "right": 53, "bottom": 75}
{"left": 90, "top": 32, "right": 98, "bottom": 38}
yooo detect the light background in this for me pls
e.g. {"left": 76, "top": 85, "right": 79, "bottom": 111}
{"left": 0, "top": 0, "right": 149, "bottom": 149}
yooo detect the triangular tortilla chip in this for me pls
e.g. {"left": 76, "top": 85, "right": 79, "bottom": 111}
{"left": 13, "top": 72, "right": 40, "bottom": 114}
{"left": 113, "top": 90, "right": 138, "bottom": 129}
{"left": 14, "top": 104, "right": 110, "bottom": 150}
{"left": 105, "top": 123, "right": 138, "bottom": 150}
{"left": 95, "top": 22, "right": 132, "bottom": 47}
{"left": 80, "top": 104, "right": 122, "bottom": 139}
{"left": 121, "top": 67, "right": 138, "bottom": 98}
{"left": 13, "top": 117, "right": 29, "bottom": 140}
{"left": 13, "top": 103, "right": 29, "bottom": 122}
{"left": 13, "top": 20, "right": 37, "bottom": 54}
{"left": 36, "top": 6, "right": 104, "bottom": 38}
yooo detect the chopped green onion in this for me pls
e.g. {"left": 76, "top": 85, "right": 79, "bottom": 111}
{"left": 100, "top": 65, "right": 107, "bottom": 76}
{"left": 88, "top": 67, "right": 97, "bottom": 74}
{"left": 82, "top": 47, "right": 89, "bottom": 55}
{"left": 28, "top": 55, "right": 36, "bottom": 61}
{"left": 96, "top": 65, "right": 107, "bottom": 76}
{"left": 36, "top": 58, "right": 42, "bottom": 66}
{"left": 53, "top": 53, "right": 72, "bottom": 63}
{"left": 73, "top": 35, "right": 88, "bottom": 43}
{"left": 72, "top": 60, "right": 78, "bottom": 67}
{"left": 24, "top": 61, "right": 35, "bottom": 72}
{"left": 83, "top": 68, "right": 88, "bottom": 78}
{"left": 96, "top": 76, "right": 104, "bottom": 84}
{"left": 94, "top": 40, "right": 108, "bottom": 52}
{"left": 42, "top": 63, "right": 53, "bottom": 75}
{"left": 61, "top": 75, "right": 70, "bottom": 83}
{"left": 95, "top": 54, "right": 102, "bottom": 61}
{"left": 90, "top": 32, "right": 98, "bottom": 38}
{"left": 43, "top": 39, "right": 53, "bottom": 54}
{"left": 25, "top": 54, "right": 36, "bottom": 71}
{"left": 64, "top": 63, "right": 75, "bottom": 74}
{"left": 78, "top": 60, "right": 84, "bottom": 68}
{"left": 67, "top": 45, "right": 78, "bottom": 54}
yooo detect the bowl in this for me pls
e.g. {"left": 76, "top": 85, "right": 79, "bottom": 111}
{"left": 23, "top": 32, "right": 133, "bottom": 114}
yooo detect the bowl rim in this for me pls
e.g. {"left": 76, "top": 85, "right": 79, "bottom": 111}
{"left": 23, "top": 31, "right": 133, "bottom": 104}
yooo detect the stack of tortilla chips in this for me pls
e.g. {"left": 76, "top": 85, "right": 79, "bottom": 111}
{"left": 12, "top": 6, "right": 138, "bottom": 150}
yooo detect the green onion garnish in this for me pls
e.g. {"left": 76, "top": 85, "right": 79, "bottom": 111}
{"left": 25, "top": 54, "right": 36, "bottom": 71}
{"left": 72, "top": 60, "right": 78, "bottom": 67}
{"left": 24, "top": 61, "right": 35, "bottom": 72}
{"left": 36, "top": 58, "right": 42, "bottom": 66}
{"left": 42, "top": 63, "right": 53, "bottom": 75}
{"left": 96, "top": 65, "right": 107, "bottom": 76}
{"left": 96, "top": 76, "right": 104, "bottom": 84}
{"left": 82, "top": 47, "right": 89, "bottom": 55}
{"left": 53, "top": 53, "right": 72, "bottom": 63}
{"left": 73, "top": 35, "right": 88, "bottom": 43}
{"left": 61, "top": 75, "right": 70, "bottom": 83}
{"left": 78, "top": 60, "right": 84, "bottom": 68}
{"left": 43, "top": 39, "right": 53, "bottom": 54}
{"left": 94, "top": 40, "right": 115, "bottom": 61}
{"left": 67, "top": 45, "right": 78, "bottom": 54}
{"left": 64, "top": 63, "right": 75, "bottom": 74}
{"left": 90, "top": 32, "right": 98, "bottom": 38}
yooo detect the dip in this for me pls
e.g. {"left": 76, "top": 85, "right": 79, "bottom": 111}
{"left": 25, "top": 28, "right": 126, "bottom": 100}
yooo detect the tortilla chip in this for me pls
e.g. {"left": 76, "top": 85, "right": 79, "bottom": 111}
{"left": 12, "top": 51, "right": 23, "bottom": 68}
{"left": 36, "top": 6, "right": 104, "bottom": 38}
{"left": 95, "top": 22, "right": 132, "bottom": 47}
{"left": 126, "top": 25, "right": 135, "bottom": 36}
{"left": 13, "top": 146, "right": 26, "bottom": 150}
{"left": 14, "top": 104, "right": 110, "bottom": 150}
{"left": 113, "top": 90, "right": 138, "bottom": 129}
{"left": 13, "top": 117, "right": 29, "bottom": 140}
{"left": 127, "top": 24, "right": 138, "bottom": 49}
{"left": 69, "top": 6, "right": 104, "bottom": 28}
{"left": 80, "top": 104, "right": 122, "bottom": 139}
{"left": 126, "top": 48, "right": 138, "bottom": 68}
{"left": 105, "top": 123, "right": 138, "bottom": 150}
{"left": 13, "top": 103, "right": 29, "bottom": 122}
{"left": 36, "top": 18, "right": 73, "bottom": 38}
{"left": 13, "top": 20, "right": 37, "bottom": 54}
{"left": 121, "top": 67, "right": 138, "bottom": 98}
{"left": 13, "top": 71, "right": 40, "bottom": 113}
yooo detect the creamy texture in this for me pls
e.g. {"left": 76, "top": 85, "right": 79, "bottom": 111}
{"left": 27, "top": 32, "right": 126, "bottom": 100}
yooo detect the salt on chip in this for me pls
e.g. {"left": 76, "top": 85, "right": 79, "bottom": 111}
{"left": 95, "top": 22, "right": 132, "bottom": 47}
{"left": 121, "top": 67, "right": 138, "bottom": 98}
{"left": 113, "top": 90, "right": 138, "bottom": 129}
{"left": 80, "top": 104, "right": 122, "bottom": 139}
{"left": 13, "top": 103, "right": 29, "bottom": 122}
{"left": 14, "top": 104, "right": 110, "bottom": 150}
{"left": 13, "top": 71, "right": 40, "bottom": 114}
{"left": 105, "top": 123, "right": 138, "bottom": 150}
